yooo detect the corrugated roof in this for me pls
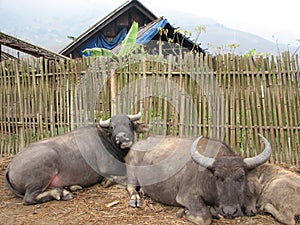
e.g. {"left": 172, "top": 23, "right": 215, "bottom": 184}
{"left": 112, "top": 17, "right": 204, "bottom": 55}
{"left": 0, "top": 32, "right": 68, "bottom": 60}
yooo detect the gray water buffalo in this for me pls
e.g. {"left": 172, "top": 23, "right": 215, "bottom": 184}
{"left": 248, "top": 164, "right": 300, "bottom": 225}
{"left": 126, "top": 134, "right": 272, "bottom": 225}
{"left": 5, "top": 112, "right": 149, "bottom": 205}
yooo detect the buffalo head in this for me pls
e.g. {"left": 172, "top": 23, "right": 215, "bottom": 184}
{"left": 99, "top": 112, "right": 149, "bottom": 149}
{"left": 190, "top": 134, "right": 272, "bottom": 218}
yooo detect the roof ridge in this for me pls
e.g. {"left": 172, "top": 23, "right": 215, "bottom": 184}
{"left": 0, "top": 31, "right": 68, "bottom": 60}
{"left": 59, "top": 0, "right": 157, "bottom": 56}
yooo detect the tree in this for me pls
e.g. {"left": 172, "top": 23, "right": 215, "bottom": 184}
{"left": 82, "top": 21, "right": 139, "bottom": 60}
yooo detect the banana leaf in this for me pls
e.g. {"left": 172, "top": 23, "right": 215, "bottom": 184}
{"left": 82, "top": 22, "right": 139, "bottom": 58}
{"left": 118, "top": 21, "right": 139, "bottom": 57}
{"left": 82, "top": 48, "right": 116, "bottom": 58}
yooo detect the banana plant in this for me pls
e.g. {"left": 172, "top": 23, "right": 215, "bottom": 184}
{"left": 82, "top": 21, "right": 139, "bottom": 59}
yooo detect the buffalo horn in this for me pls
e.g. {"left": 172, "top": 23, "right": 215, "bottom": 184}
{"left": 244, "top": 134, "right": 272, "bottom": 169}
{"left": 128, "top": 112, "right": 142, "bottom": 121}
{"left": 99, "top": 118, "right": 111, "bottom": 127}
{"left": 190, "top": 136, "right": 215, "bottom": 169}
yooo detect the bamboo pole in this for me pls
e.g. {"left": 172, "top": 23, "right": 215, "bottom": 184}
{"left": 249, "top": 56, "right": 259, "bottom": 157}
{"left": 239, "top": 56, "right": 247, "bottom": 157}
{"left": 110, "top": 68, "right": 116, "bottom": 116}
{"left": 15, "top": 60, "right": 24, "bottom": 150}
{"left": 0, "top": 61, "right": 8, "bottom": 154}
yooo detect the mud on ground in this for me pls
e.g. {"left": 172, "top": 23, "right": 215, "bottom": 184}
{"left": 0, "top": 156, "right": 299, "bottom": 225}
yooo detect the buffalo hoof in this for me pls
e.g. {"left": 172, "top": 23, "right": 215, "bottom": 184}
{"left": 69, "top": 185, "right": 83, "bottom": 192}
{"left": 129, "top": 198, "right": 142, "bottom": 208}
{"left": 129, "top": 190, "right": 142, "bottom": 208}
{"left": 178, "top": 209, "right": 211, "bottom": 225}
{"left": 176, "top": 208, "right": 186, "bottom": 217}
{"left": 101, "top": 178, "right": 115, "bottom": 188}
{"left": 62, "top": 190, "right": 73, "bottom": 201}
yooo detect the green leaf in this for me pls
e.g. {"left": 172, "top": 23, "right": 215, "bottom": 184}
{"left": 118, "top": 21, "right": 139, "bottom": 57}
{"left": 82, "top": 48, "right": 116, "bottom": 58}
{"left": 81, "top": 21, "right": 139, "bottom": 59}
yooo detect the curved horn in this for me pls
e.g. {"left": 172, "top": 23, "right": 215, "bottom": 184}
{"left": 99, "top": 118, "right": 111, "bottom": 127}
{"left": 244, "top": 134, "right": 272, "bottom": 169}
{"left": 190, "top": 136, "right": 215, "bottom": 169}
{"left": 128, "top": 112, "right": 142, "bottom": 122}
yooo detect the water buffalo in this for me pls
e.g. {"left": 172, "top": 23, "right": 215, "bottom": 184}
{"left": 5, "top": 112, "right": 150, "bottom": 205}
{"left": 249, "top": 164, "right": 300, "bottom": 225}
{"left": 126, "top": 134, "right": 272, "bottom": 225}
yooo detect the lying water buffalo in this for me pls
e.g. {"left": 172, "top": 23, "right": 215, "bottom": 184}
{"left": 5, "top": 112, "right": 149, "bottom": 205}
{"left": 126, "top": 134, "right": 272, "bottom": 225}
{"left": 249, "top": 164, "right": 300, "bottom": 225}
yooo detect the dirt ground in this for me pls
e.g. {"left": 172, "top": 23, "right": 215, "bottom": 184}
{"left": 0, "top": 156, "right": 299, "bottom": 225}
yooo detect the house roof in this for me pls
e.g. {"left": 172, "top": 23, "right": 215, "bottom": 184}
{"left": 0, "top": 51, "right": 18, "bottom": 61}
{"left": 60, "top": 0, "right": 157, "bottom": 56}
{"left": 0, "top": 32, "right": 68, "bottom": 60}
{"left": 112, "top": 17, "right": 205, "bottom": 55}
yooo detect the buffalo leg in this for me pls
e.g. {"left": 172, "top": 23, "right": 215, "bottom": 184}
{"left": 127, "top": 184, "right": 142, "bottom": 207}
{"left": 23, "top": 187, "right": 73, "bottom": 205}
{"left": 126, "top": 163, "right": 142, "bottom": 207}
{"left": 176, "top": 192, "right": 212, "bottom": 225}
{"left": 262, "top": 203, "right": 295, "bottom": 225}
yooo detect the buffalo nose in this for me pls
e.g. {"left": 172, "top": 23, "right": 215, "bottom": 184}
{"left": 246, "top": 208, "right": 257, "bottom": 216}
{"left": 116, "top": 132, "right": 129, "bottom": 142}
{"left": 220, "top": 206, "right": 243, "bottom": 218}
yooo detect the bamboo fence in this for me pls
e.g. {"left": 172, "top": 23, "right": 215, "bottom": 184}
{"left": 0, "top": 52, "right": 299, "bottom": 165}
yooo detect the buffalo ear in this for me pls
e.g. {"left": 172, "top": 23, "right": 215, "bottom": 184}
{"left": 133, "top": 123, "right": 151, "bottom": 133}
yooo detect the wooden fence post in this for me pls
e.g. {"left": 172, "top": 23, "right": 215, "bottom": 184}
{"left": 110, "top": 68, "right": 116, "bottom": 116}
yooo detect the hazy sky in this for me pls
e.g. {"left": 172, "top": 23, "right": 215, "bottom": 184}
{"left": 142, "top": 0, "right": 300, "bottom": 46}
{"left": 0, "top": 0, "right": 299, "bottom": 47}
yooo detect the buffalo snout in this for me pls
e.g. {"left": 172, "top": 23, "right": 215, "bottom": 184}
{"left": 115, "top": 132, "right": 133, "bottom": 149}
{"left": 245, "top": 207, "right": 257, "bottom": 216}
{"left": 116, "top": 132, "right": 129, "bottom": 142}
{"left": 219, "top": 205, "right": 243, "bottom": 218}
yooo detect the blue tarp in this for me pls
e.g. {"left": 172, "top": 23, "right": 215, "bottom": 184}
{"left": 80, "top": 19, "right": 171, "bottom": 56}
{"left": 136, "top": 19, "right": 168, "bottom": 45}
{"left": 80, "top": 28, "right": 127, "bottom": 56}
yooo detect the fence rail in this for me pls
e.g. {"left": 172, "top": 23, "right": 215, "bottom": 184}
{"left": 1, "top": 52, "right": 299, "bottom": 165}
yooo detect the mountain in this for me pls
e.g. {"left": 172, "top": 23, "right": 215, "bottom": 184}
{"left": 0, "top": 5, "right": 296, "bottom": 56}
{"left": 160, "top": 10, "right": 296, "bottom": 55}
{"left": 0, "top": 0, "right": 111, "bottom": 53}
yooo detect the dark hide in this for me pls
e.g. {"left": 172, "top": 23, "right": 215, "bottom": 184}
{"left": 5, "top": 114, "right": 149, "bottom": 205}
{"left": 126, "top": 135, "right": 271, "bottom": 225}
